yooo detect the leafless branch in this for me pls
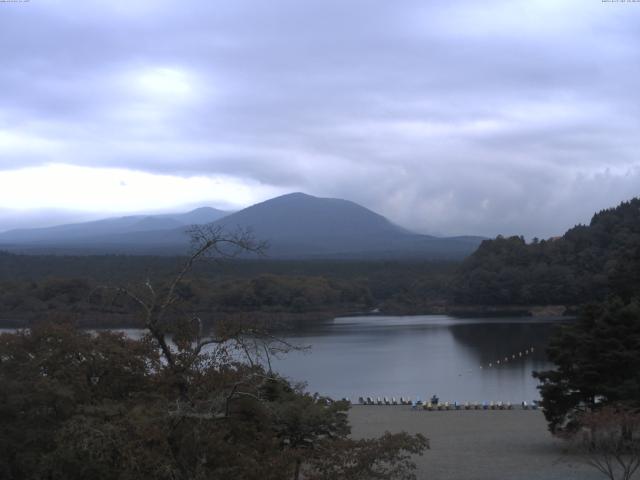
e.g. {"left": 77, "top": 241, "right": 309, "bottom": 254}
{"left": 569, "top": 406, "right": 640, "bottom": 480}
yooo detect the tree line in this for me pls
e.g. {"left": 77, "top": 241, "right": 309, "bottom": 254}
{"left": 0, "top": 255, "right": 457, "bottom": 327}
{"left": 0, "top": 274, "right": 373, "bottom": 328}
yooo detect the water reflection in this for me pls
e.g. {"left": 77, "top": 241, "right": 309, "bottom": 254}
{"left": 271, "top": 315, "right": 567, "bottom": 403}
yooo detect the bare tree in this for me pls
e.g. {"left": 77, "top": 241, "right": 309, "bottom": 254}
{"left": 117, "top": 227, "right": 264, "bottom": 357}
{"left": 95, "top": 225, "right": 299, "bottom": 406}
{"left": 568, "top": 406, "right": 640, "bottom": 480}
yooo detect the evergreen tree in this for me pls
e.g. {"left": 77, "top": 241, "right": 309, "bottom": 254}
{"left": 534, "top": 299, "right": 640, "bottom": 433}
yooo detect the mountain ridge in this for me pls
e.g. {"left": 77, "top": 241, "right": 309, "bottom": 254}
{"left": 0, "top": 193, "right": 484, "bottom": 259}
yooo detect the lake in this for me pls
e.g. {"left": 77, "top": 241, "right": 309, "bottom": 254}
{"left": 1, "top": 315, "right": 563, "bottom": 403}
{"left": 270, "top": 315, "right": 562, "bottom": 403}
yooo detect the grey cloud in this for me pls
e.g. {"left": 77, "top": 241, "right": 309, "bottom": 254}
{"left": 1, "top": 0, "right": 639, "bottom": 237}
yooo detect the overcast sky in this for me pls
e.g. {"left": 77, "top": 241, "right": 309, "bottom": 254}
{"left": 0, "top": 0, "right": 639, "bottom": 237}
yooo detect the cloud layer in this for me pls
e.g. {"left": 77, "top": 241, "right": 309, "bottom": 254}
{"left": 1, "top": 0, "right": 639, "bottom": 237}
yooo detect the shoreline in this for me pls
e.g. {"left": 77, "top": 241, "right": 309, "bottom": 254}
{"left": 348, "top": 406, "right": 599, "bottom": 480}
{"left": 0, "top": 306, "right": 575, "bottom": 329}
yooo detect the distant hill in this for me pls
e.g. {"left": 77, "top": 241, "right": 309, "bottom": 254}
{"left": 452, "top": 197, "right": 640, "bottom": 305}
{"left": 0, "top": 207, "right": 229, "bottom": 244}
{"left": 0, "top": 193, "right": 484, "bottom": 259}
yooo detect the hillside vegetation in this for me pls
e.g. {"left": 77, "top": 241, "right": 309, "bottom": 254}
{"left": 453, "top": 198, "right": 640, "bottom": 305}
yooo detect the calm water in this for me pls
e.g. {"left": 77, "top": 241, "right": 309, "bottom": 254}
{"left": 269, "top": 315, "right": 562, "bottom": 403}
{"left": 1, "top": 315, "right": 564, "bottom": 403}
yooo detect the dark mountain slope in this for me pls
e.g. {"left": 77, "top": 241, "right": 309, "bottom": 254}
{"left": 210, "top": 193, "right": 481, "bottom": 258}
{"left": 214, "top": 193, "right": 405, "bottom": 253}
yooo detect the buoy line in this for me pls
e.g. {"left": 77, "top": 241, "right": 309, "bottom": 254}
{"left": 478, "top": 345, "right": 536, "bottom": 370}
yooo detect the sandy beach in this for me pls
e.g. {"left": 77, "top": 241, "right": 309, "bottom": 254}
{"left": 348, "top": 406, "right": 602, "bottom": 480}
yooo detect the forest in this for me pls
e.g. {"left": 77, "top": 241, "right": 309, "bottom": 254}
{"left": 0, "top": 255, "right": 456, "bottom": 327}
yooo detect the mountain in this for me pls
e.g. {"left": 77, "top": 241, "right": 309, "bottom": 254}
{"left": 0, "top": 193, "right": 484, "bottom": 259}
{"left": 214, "top": 192, "right": 407, "bottom": 251}
{"left": 0, "top": 207, "right": 229, "bottom": 244}
{"left": 211, "top": 193, "right": 481, "bottom": 258}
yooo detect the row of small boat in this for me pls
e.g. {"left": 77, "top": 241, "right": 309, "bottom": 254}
{"left": 358, "top": 396, "right": 414, "bottom": 405}
{"left": 418, "top": 401, "right": 539, "bottom": 411}
{"left": 356, "top": 397, "right": 540, "bottom": 410}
